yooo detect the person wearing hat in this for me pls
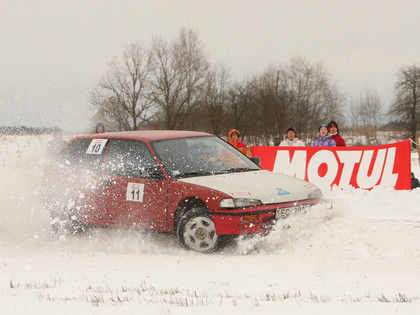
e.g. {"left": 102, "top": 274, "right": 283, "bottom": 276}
{"left": 279, "top": 126, "right": 305, "bottom": 146}
{"left": 312, "top": 123, "right": 336, "bottom": 147}
{"left": 228, "top": 129, "right": 252, "bottom": 158}
{"left": 412, "top": 172, "right": 420, "bottom": 190}
{"left": 95, "top": 123, "right": 105, "bottom": 133}
{"left": 328, "top": 120, "right": 346, "bottom": 146}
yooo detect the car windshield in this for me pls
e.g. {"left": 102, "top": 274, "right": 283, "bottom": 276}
{"left": 151, "top": 136, "right": 260, "bottom": 179}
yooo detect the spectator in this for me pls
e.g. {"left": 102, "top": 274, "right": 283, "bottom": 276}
{"left": 279, "top": 126, "right": 305, "bottom": 146}
{"left": 228, "top": 129, "right": 252, "bottom": 158}
{"left": 412, "top": 172, "right": 420, "bottom": 190}
{"left": 328, "top": 120, "right": 346, "bottom": 146}
{"left": 312, "top": 124, "right": 336, "bottom": 147}
{"left": 95, "top": 123, "right": 105, "bottom": 133}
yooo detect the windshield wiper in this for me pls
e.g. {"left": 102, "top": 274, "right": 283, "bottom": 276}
{"left": 224, "top": 167, "right": 255, "bottom": 173}
{"left": 174, "top": 171, "right": 214, "bottom": 179}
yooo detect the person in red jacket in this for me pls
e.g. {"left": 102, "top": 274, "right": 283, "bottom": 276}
{"left": 228, "top": 129, "right": 252, "bottom": 158}
{"left": 328, "top": 120, "right": 346, "bottom": 146}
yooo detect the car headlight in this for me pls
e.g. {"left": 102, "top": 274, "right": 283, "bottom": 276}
{"left": 308, "top": 188, "right": 323, "bottom": 199}
{"left": 219, "top": 198, "right": 262, "bottom": 209}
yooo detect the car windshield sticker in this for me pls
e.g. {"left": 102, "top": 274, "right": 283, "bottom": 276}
{"left": 86, "top": 139, "right": 108, "bottom": 155}
{"left": 126, "top": 183, "right": 144, "bottom": 202}
{"left": 277, "top": 188, "right": 290, "bottom": 195}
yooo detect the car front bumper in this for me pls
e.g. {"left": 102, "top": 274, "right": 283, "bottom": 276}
{"left": 210, "top": 198, "right": 330, "bottom": 235}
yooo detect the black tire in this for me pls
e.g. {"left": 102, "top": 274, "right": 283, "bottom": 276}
{"left": 49, "top": 205, "right": 85, "bottom": 237}
{"left": 177, "top": 208, "right": 219, "bottom": 253}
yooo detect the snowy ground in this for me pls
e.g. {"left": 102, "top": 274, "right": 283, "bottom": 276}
{"left": 1, "top": 134, "right": 419, "bottom": 314}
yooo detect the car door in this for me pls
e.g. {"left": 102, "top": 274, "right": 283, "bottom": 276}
{"left": 100, "top": 138, "right": 170, "bottom": 230}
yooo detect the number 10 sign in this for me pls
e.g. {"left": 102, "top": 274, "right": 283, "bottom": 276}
{"left": 86, "top": 139, "right": 108, "bottom": 155}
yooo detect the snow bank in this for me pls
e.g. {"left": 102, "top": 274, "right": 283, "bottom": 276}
{"left": 1, "top": 134, "right": 419, "bottom": 314}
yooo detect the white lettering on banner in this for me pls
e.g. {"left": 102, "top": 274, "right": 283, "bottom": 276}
{"left": 273, "top": 150, "right": 306, "bottom": 178}
{"left": 357, "top": 149, "right": 386, "bottom": 188}
{"left": 307, "top": 150, "right": 338, "bottom": 186}
{"left": 380, "top": 147, "right": 398, "bottom": 187}
{"left": 272, "top": 147, "right": 399, "bottom": 189}
{"left": 337, "top": 151, "right": 362, "bottom": 187}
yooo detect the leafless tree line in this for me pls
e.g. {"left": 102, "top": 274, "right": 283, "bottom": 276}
{"left": 350, "top": 88, "right": 384, "bottom": 145}
{"left": 90, "top": 29, "right": 345, "bottom": 145}
{"left": 389, "top": 64, "right": 420, "bottom": 147}
{"left": 91, "top": 29, "right": 420, "bottom": 146}
{"left": 350, "top": 64, "right": 420, "bottom": 146}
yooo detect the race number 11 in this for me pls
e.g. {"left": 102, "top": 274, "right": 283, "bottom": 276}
{"left": 126, "top": 183, "right": 144, "bottom": 202}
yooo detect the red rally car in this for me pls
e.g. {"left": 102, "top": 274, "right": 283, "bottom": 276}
{"left": 42, "top": 130, "right": 329, "bottom": 253}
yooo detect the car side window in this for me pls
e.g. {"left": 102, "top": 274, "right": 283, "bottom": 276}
{"left": 58, "top": 138, "right": 105, "bottom": 171}
{"left": 104, "top": 139, "right": 164, "bottom": 179}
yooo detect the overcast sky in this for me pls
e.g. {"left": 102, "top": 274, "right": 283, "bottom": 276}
{"left": 1, "top": 0, "right": 419, "bottom": 132}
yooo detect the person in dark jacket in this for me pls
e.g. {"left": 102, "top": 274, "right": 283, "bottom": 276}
{"left": 412, "top": 172, "right": 420, "bottom": 190}
{"left": 312, "top": 124, "right": 336, "bottom": 147}
{"left": 95, "top": 123, "right": 105, "bottom": 133}
{"left": 279, "top": 126, "right": 305, "bottom": 146}
{"left": 328, "top": 120, "right": 346, "bottom": 146}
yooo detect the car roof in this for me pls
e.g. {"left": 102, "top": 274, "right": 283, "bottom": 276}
{"left": 76, "top": 130, "right": 214, "bottom": 141}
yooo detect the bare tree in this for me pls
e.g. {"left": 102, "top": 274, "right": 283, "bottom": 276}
{"left": 225, "top": 78, "right": 255, "bottom": 139}
{"left": 351, "top": 88, "right": 383, "bottom": 144}
{"left": 285, "top": 57, "right": 344, "bottom": 140}
{"left": 90, "top": 93, "right": 129, "bottom": 131}
{"left": 91, "top": 42, "right": 154, "bottom": 131}
{"left": 389, "top": 64, "right": 420, "bottom": 144}
{"left": 253, "top": 66, "right": 289, "bottom": 145}
{"left": 200, "top": 64, "right": 230, "bottom": 135}
{"left": 150, "top": 29, "right": 209, "bottom": 130}
{"left": 175, "top": 29, "right": 210, "bottom": 130}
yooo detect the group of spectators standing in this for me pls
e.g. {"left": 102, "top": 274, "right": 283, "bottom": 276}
{"left": 228, "top": 120, "right": 346, "bottom": 155}
{"left": 227, "top": 120, "right": 345, "bottom": 160}
{"left": 279, "top": 120, "right": 346, "bottom": 147}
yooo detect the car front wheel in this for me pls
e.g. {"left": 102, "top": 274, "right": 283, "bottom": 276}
{"left": 177, "top": 208, "right": 219, "bottom": 253}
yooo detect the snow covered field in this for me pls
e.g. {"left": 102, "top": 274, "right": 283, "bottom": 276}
{"left": 1, "top": 134, "right": 419, "bottom": 314}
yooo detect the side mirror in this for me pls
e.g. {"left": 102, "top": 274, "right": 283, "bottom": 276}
{"left": 251, "top": 156, "right": 261, "bottom": 166}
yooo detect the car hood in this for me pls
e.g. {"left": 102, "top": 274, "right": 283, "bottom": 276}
{"left": 178, "top": 170, "right": 322, "bottom": 204}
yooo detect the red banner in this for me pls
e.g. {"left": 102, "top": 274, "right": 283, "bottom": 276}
{"left": 251, "top": 140, "right": 412, "bottom": 190}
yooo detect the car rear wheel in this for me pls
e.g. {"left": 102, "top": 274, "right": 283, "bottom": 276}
{"left": 177, "top": 208, "right": 219, "bottom": 253}
{"left": 49, "top": 205, "right": 85, "bottom": 236}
